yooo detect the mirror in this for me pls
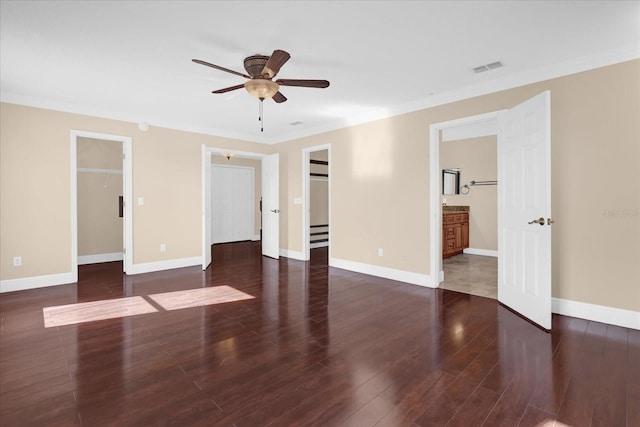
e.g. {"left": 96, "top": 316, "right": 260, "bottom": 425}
{"left": 442, "top": 168, "right": 460, "bottom": 195}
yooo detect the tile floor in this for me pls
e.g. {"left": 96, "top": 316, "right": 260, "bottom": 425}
{"left": 441, "top": 253, "right": 497, "bottom": 299}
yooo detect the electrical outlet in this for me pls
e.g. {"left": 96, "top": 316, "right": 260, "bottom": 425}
{"left": 377, "top": 248, "right": 383, "bottom": 257}
{"left": 160, "top": 243, "right": 166, "bottom": 253}
{"left": 13, "top": 256, "right": 22, "bottom": 267}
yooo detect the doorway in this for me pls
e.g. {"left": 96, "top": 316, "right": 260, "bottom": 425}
{"left": 440, "top": 134, "right": 498, "bottom": 299}
{"left": 71, "top": 130, "right": 132, "bottom": 281}
{"left": 202, "top": 146, "right": 279, "bottom": 270}
{"left": 302, "top": 144, "right": 331, "bottom": 262}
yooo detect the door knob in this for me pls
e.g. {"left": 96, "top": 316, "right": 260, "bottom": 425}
{"left": 528, "top": 217, "right": 545, "bottom": 226}
{"left": 547, "top": 218, "right": 554, "bottom": 225}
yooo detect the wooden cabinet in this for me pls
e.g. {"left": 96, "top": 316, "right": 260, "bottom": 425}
{"left": 443, "top": 212, "right": 469, "bottom": 258}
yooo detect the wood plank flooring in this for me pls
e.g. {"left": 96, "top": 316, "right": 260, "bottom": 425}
{"left": 1, "top": 242, "right": 638, "bottom": 426}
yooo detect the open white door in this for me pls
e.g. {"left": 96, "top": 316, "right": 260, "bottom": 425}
{"left": 202, "top": 146, "right": 212, "bottom": 269}
{"left": 498, "top": 91, "right": 552, "bottom": 330}
{"left": 262, "top": 153, "right": 280, "bottom": 259}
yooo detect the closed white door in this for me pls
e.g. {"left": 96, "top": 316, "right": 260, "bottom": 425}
{"left": 211, "top": 166, "right": 254, "bottom": 244}
{"left": 498, "top": 91, "right": 552, "bottom": 330}
{"left": 262, "top": 154, "right": 280, "bottom": 259}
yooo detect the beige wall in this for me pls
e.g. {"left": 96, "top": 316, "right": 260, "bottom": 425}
{"left": 276, "top": 59, "right": 640, "bottom": 312}
{"left": 77, "top": 138, "right": 123, "bottom": 256}
{"left": 211, "top": 155, "right": 262, "bottom": 237}
{"left": 1, "top": 60, "right": 638, "bottom": 314}
{"left": 0, "top": 103, "right": 270, "bottom": 279}
{"left": 440, "top": 136, "right": 497, "bottom": 251}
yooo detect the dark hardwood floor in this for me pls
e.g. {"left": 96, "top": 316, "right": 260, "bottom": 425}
{"left": 1, "top": 242, "right": 638, "bottom": 426}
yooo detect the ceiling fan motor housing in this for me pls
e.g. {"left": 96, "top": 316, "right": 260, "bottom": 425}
{"left": 244, "top": 55, "right": 270, "bottom": 77}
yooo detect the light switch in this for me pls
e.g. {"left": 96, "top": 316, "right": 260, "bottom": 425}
{"left": 138, "top": 197, "right": 144, "bottom": 206}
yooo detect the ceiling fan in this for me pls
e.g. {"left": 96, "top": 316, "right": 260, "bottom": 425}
{"left": 192, "top": 49, "right": 330, "bottom": 104}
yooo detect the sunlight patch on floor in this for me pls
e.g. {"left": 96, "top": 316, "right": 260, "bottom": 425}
{"left": 148, "top": 286, "right": 255, "bottom": 311}
{"left": 43, "top": 296, "right": 157, "bottom": 328}
{"left": 43, "top": 286, "right": 255, "bottom": 327}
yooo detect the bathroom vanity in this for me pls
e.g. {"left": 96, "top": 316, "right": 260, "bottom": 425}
{"left": 443, "top": 206, "right": 469, "bottom": 258}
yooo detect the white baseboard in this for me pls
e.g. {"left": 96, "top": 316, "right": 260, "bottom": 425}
{"left": 329, "top": 257, "right": 433, "bottom": 288}
{"left": 251, "top": 234, "right": 260, "bottom": 241}
{"left": 78, "top": 252, "right": 123, "bottom": 265}
{"left": 463, "top": 248, "right": 498, "bottom": 257}
{"left": 0, "top": 272, "right": 75, "bottom": 293}
{"left": 128, "top": 256, "right": 201, "bottom": 275}
{"left": 279, "top": 249, "right": 305, "bottom": 261}
{"left": 552, "top": 298, "right": 640, "bottom": 330}
{"left": 310, "top": 241, "right": 329, "bottom": 249}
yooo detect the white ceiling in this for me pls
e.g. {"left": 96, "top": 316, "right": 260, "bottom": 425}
{"left": 1, "top": 1, "right": 638, "bottom": 144}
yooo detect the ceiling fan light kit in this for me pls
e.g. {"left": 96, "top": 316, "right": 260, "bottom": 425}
{"left": 244, "top": 79, "right": 279, "bottom": 100}
{"left": 193, "top": 49, "right": 329, "bottom": 132}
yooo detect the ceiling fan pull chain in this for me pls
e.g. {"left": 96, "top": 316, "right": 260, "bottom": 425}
{"left": 259, "top": 99, "right": 264, "bottom": 132}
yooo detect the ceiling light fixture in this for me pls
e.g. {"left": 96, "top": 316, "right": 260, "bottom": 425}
{"left": 244, "top": 79, "right": 279, "bottom": 100}
{"left": 244, "top": 79, "right": 280, "bottom": 133}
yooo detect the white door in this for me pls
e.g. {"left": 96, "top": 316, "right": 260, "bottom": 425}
{"left": 211, "top": 166, "right": 233, "bottom": 243}
{"left": 262, "top": 153, "right": 280, "bottom": 259}
{"left": 202, "top": 147, "right": 212, "bottom": 270}
{"left": 211, "top": 166, "right": 254, "bottom": 244}
{"left": 498, "top": 91, "right": 552, "bottom": 330}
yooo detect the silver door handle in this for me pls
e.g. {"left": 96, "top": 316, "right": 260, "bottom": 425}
{"left": 528, "top": 217, "right": 545, "bottom": 226}
{"left": 270, "top": 209, "right": 280, "bottom": 213}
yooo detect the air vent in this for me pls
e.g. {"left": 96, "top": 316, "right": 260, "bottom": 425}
{"left": 472, "top": 61, "right": 504, "bottom": 73}
{"left": 289, "top": 121, "right": 304, "bottom": 126}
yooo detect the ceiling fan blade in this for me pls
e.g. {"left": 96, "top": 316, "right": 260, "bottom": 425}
{"left": 272, "top": 91, "right": 287, "bottom": 103}
{"left": 192, "top": 59, "right": 251, "bottom": 79}
{"left": 276, "top": 79, "right": 330, "bottom": 88}
{"left": 212, "top": 84, "right": 245, "bottom": 94}
{"left": 262, "top": 50, "right": 291, "bottom": 78}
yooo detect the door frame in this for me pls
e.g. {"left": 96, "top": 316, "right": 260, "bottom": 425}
{"left": 428, "top": 111, "right": 504, "bottom": 287}
{"left": 202, "top": 146, "right": 270, "bottom": 269}
{"left": 70, "top": 130, "right": 133, "bottom": 281}
{"left": 302, "top": 144, "right": 331, "bottom": 261}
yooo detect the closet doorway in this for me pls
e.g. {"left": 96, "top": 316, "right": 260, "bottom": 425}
{"left": 302, "top": 145, "right": 331, "bottom": 262}
{"left": 70, "top": 130, "right": 132, "bottom": 281}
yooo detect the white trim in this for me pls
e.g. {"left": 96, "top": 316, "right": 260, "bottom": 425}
{"left": 329, "top": 257, "right": 433, "bottom": 288}
{"left": 252, "top": 234, "right": 260, "bottom": 241}
{"left": 552, "top": 298, "right": 640, "bottom": 331}
{"left": 302, "top": 144, "right": 332, "bottom": 262}
{"left": 78, "top": 252, "right": 123, "bottom": 265}
{"left": 128, "top": 256, "right": 201, "bottom": 275}
{"left": 202, "top": 145, "right": 212, "bottom": 269}
{"left": 279, "top": 249, "right": 305, "bottom": 261}
{"left": 463, "top": 248, "right": 498, "bottom": 257}
{"left": 0, "top": 272, "right": 75, "bottom": 293}
{"left": 310, "top": 241, "right": 329, "bottom": 249}
{"left": 429, "top": 111, "right": 504, "bottom": 287}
